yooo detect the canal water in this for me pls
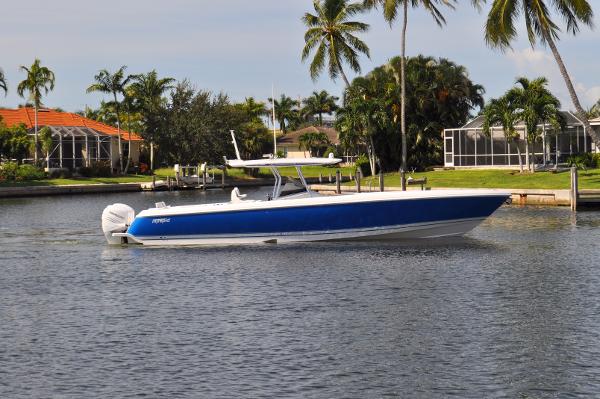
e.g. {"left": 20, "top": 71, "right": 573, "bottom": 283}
{"left": 1, "top": 190, "right": 600, "bottom": 398}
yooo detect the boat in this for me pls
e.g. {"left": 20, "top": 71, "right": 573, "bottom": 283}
{"left": 101, "top": 134, "right": 509, "bottom": 246}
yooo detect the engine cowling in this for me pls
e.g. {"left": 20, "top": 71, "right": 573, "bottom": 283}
{"left": 102, "top": 203, "right": 135, "bottom": 245}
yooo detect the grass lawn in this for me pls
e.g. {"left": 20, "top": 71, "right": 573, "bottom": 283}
{"left": 5, "top": 166, "right": 598, "bottom": 190}
{"left": 353, "top": 169, "right": 600, "bottom": 190}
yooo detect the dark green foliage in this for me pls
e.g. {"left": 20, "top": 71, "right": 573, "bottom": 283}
{"left": 0, "top": 162, "right": 45, "bottom": 181}
{"left": 355, "top": 154, "right": 371, "bottom": 176}
{"left": 16, "top": 164, "right": 45, "bottom": 180}
{"left": 567, "top": 153, "right": 600, "bottom": 170}
{"left": 48, "top": 168, "right": 73, "bottom": 179}
{"left": 78, "top": 161, "right": 112, "bottom": 177}
{"left": 338, "top": 55, "right": 484, "bottom": 171}
{"left": 157, "top": 81, "right": 271, "bottom": 165}
{"left": 0, "top": 121, "right": 32, "bottom": 163}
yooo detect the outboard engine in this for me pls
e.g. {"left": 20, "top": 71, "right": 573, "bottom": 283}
{"left": 102, "top": 203, "right": 135, "bottom": 245}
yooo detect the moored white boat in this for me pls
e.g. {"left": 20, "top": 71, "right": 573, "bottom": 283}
{"left": 101, "top": 132, "right": 509, "bottom": 246}
{"left": 102, "top": 172, "right": 508, "bottom": 246}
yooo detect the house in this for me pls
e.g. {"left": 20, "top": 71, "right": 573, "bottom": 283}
{"left": 443, "top": 111, "right": 600, "bottom": 168}
{"left": 0, "top": 107, "right": 143, "bottom": 170}
{"left": 277, "top": 126, "right": 339, "bottom": 158}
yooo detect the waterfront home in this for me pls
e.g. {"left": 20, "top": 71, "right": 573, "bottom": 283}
{"left": 0, "top": 107, "right": 142, "bottom": 170}
{"left": 443, "top": 112, "right": 600, "bottom": 168}
{"left": 278, "top": 125, "right": 339, "bottom": 158}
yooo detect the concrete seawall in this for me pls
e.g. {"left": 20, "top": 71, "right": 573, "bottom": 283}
{"left": 309, "top": 184, "right": 600, "bottom": 207}
{"left": 0, "top": 183, "right": 142, "bottom": 198}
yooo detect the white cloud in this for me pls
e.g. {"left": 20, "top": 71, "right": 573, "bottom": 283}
{"left": 505, "top": 47, "right": 599, "bottom": 109}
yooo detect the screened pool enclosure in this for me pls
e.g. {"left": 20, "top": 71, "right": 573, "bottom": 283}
{"left": 443, "top": 112, "right": 599, "bottom": 168}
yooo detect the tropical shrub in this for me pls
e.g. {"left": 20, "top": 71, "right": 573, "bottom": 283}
{"left": 0, "top": 162, "right": 19, "bottom": 181}
{"left": 15, "top": 164, "right": 45, "bottom": 181}
{"left": 355, "top": 154, "right": 371, "bottom": 177}
{"left": 79, "top": 161, "right": 112, "bottom": 177}
{"left": 48, "top": 168, "right": 73, "bottom": 179}
{"left": 0, "top": 162, "right": 45, "bottom": 181}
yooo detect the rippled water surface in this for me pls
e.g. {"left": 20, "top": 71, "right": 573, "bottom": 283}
{"left": 2, "top": 190, "right": 600, "bottom": 398}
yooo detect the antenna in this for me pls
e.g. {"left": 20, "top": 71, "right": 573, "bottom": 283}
{"left": 272, "top": 84, "right": 277, "bottom": 157}
{"left": 230, "top": 130, "right": 241, "bottom": 160}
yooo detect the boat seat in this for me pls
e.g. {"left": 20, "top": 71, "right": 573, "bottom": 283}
{"left": 230, "top": 187, "right": 247, "bottom": 203}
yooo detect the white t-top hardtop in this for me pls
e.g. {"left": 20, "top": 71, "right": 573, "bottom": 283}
{"left": 226, "top": 157, "right": 342, "bottom": 168}
{"left": 137, "top": 190, "right": 510, "bottom": 218}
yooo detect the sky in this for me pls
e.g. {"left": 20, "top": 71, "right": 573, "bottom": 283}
{"left": 0, "top": 0, "right": 599, "bottom": 113}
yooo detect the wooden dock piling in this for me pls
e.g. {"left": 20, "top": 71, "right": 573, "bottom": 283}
{"left": 336, "top": 170, "right": 341, "bottom": 194}
{"left": 570, "top": 166, "right": 578, "bottom": 211}
{"left": 379, "top": 171, "right": 384, "bottom": 192}
{"left": 400, "top": 169, "right": 406, "bottom": 191}
{"left": 356, "top": 169, "right": 361, "bottom": 193}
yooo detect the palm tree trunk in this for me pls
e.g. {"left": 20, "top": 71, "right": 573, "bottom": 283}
{"left": 545, "top": 32, "right": 599, "bottom": 146}
{"left": 515, "top": 141, "right": 524, "bottom": 173}
{"left": 332, "top": 42, "right": 351, "bottom": 87}
{"left": 368, "top": 134, "right": 377, "bottom": 176}
{"left": 124, "top": 111, "right": 132, "bottom": 174}
{"left": 34, "top": 105, "right": 38, "bottom": 165}
{"left": 150, "top": 141, "right": 154, "bottom": 171}
{"left": 525, "top": 128, "right": 530, "bottom": 172}
{"left": 400, "top": 0, "right": 408, "bottom": 187}
{"left": 114, "top": 94, "right": 123, "bottom": 174}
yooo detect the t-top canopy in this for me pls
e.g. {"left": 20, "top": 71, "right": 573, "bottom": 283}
{"left": 226, "top": 157, "right": 342, "bottom": 168}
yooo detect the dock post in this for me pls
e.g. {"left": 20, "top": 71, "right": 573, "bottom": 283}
{"left": 355, "top": 169, "right": 361, "bottom": 193}
{"left": 221, "top": 168, "right": 225, "bottom": 188}
{"left": 570, "top": 166, "right": 578, "bottom": 211}
{"left": 152, "top": 175, "right": 156, "bottom": 190}
{"left": 329, "top": 173, "right": 332, "bottom": 183}
{"left": 336, "top": 170, "right": 341, "bottom": 194}
{"left": 379, "top": 170, "right": 384, "bottom": 192}
{"left": 319, "top": 173, "right": 322, "bottom": 183}
{"left": 167, "top": 176, "right": 172, "bottom": 191}
{"left": 400, "top": 168, "right": 406, "bottom": 191}
{"left": 202, "top": 170, "right": 207, "bottom": 191}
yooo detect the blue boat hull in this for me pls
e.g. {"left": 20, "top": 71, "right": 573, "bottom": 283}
{"left": 124, "top": 194, "right": 508, "bottom": 245}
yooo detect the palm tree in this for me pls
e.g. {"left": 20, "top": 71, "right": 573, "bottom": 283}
{"left": 0, "top": 68, "right": 7, "bottom": 96}
{"left": 302, "top": 90, "right": 339, "bottom": 125}
{"left": 16, "top": 59, "right": 55, "bottom": 165}
{"left": 485, "top": 0, "right": 598, "bottom": 146}
{"left": 482, "top": 94, "right": 525, "bottom": 173}
{"left": 129, "top": 71, "right": 175, "bottom": 171}
{"left": 240, "top": 97, "right": 268, "bottom": 121}
{"left": 86, "top": 66, "right": 133, "bottom": 173}
{"left": 509, "top": 77, "right": 562, "bottom": 172}
{"left": 302, "top": 0, "right": 370, "bottom": 87}
{"left": 299, "top": 131, "right": 331, "bottom": 156}
{"left": 268, "top": 94, "right": 299, "bottom": 133}
{"left": 363, "top": 0, "right": 460, "bottom": 176}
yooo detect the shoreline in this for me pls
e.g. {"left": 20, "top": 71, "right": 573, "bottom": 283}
{"left": 2, "top": 180, "right": 599, "bottom": 208}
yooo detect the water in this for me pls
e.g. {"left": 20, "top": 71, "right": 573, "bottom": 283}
{"left": 1, "top": 190, "right": 600, "bottom": 398}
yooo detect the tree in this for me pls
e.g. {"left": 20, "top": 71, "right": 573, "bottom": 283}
{"left": 299, "top": 131, "right": 331, "bottom": 156}
{"left": 268, "top": 94, "right": 299, "bottom": 133}
{"left": 509, "top": 77, "right": 562, "bottom": 172}
{"left": 16, "top": 59, "right": 55, "bottom": 164}
{"left": 86, "top": 66, "right": 133, "bottom": 173}
{"left": 302, "top": 0, "right": 370, "bottom": 86}
{"left": 589, "top": 99, "right": 600, "bottom": 118}
{"left": 38, "top": 126, "right": 53, "bottom": 170}
{"left": 0, "top": 122, "right": 32, "bottom": 164}
{"left": 364, "top": 0, "right": 462, "bottom": 177}
{"left": 129, "top": 70, "right": 175, "bottom": 171}
{"left": 0, "top": 68, "right": 7, "bottom": 96}
{"left": 482, "top": 94, "right": 525, "bottom": 173}
{"left": 302, "top": 90, "right": 339, "bottom": 125}
{"left": 338, "top": 55, "right": 484, "bottom": 171}
{"left": 485, "top": 0, "right": 598, "bottom": 146}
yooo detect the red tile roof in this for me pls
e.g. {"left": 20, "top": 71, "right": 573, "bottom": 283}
{"left": 0, "top": 107, "right": 142, "bottom": 141}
